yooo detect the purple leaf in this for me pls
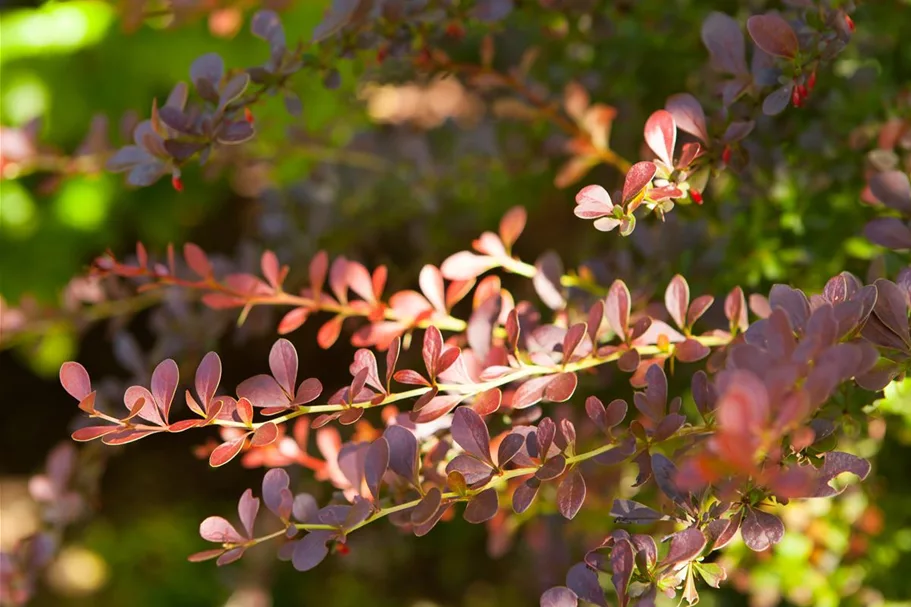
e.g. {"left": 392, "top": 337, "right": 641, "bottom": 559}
{"left": 293, "top": 377, "right": 323, "bottom": 406}
{"left": 199, "top": 516, "right": 245, "bottom": 543}
{"left": 237, "top": 489, "right": 259, "bottom": 538}
{"left": 464, "top": 487, "right": 499, "bottom": 523}
{"left": 292, "top": 493, "right": 318, "bottom": 522}
{"left": 536, "top": 417, "right": 557, "bottom": 458}
{"left": 209, "top": 437, "right": 246, "bottom": 468}
{"left": 741, "top": 507, "right": 784, "bottom": 551}
{"left": 873, "top": 279, "right": 911, "bottom": 345}
{"left": 536, "top": 454, "right": 567, "bottom": 481}
{"left": 864, "top": 218, "right": 911, "bottom": 250}
{"left": 513, "top": 479, "right": 540, "bottom": 513}
{"left": 269, "top": 339, "right": 298, "bottom": 395}
{"left": 190, "top": 53, "right": 224, "bottom": 88}
{"left": 545, "top": 372, "right": 578, "bottom": 402}
{"left": 412, "top": 487, "right": 443, "bottom": 525}
{"left": 533, "top": 251, "right": 567, "bottom": 311}
{"left": 540, "top": 587, "right": 578, "bottom": 607}
{"left": 412, "top": 394, "right": 464, "bottom": 423}
{"left": 446, "top": 454, "right": 495, "bottom": 485}
{"left": 651, "top": 454, "right": 686, "bottom": 504}
{"left": 364, "top": 437, "right": 389, "bottom": 502}
{"left": 292, "top": 531, "right": 333, "bottom": 571}
{"left": 810, "top": 452, "right": 871, "bottom": 498}
{"left": 385, "top": 425, "right": 418, "bottom": 483}
{"left": 452, "top": 408, "right": 493, "bottom": 465}
{"left": 869, "top": 170, "right": 911, "bottom": 213}
{"left": 702, "top": 12, "right": 748, "bottom": 75}
{"left": 610, "top": 499, "right": 666, "bottom": 523}
{"left": 662, "top": 528, "right": 707, "bottom": 567}
{"left": 262, "top": 468, "right": 292, "bottom": 520}
{"left": 665, "top": 94, "right": 708, "bottom": 143}
{"left": 497, "top": 433, "right": 525, "bottom": 467}
{"left": 762, "top": 85, "right": 793, "bottom": 116}
{"left": 557, "top": 468, "right": 586, "bottom": 520}
{"left": 566, "top": 563, "right": 606, "bottom": 607}
{"left": 747, "top": 13, "right": 799, "bottom": 58}
{"left": 675, "top": 338, "right": 711, "bottom": 362}
{"left": 610, "top": 539, "right": 634, "bottom": 605}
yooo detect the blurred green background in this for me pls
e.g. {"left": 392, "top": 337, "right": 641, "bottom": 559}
{"left": 1, "top": 1, "right": 910, "bottom": 606}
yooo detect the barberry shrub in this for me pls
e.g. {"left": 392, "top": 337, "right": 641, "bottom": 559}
{"left": 2, "top": 1, "right": 910, "bottom": 606}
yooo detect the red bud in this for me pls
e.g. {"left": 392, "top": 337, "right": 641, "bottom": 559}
{"left": 845, "top": 14, "right": 855, "bottom": 32}
{"left": 721, "top": 146, "right": 732, "bottom": 165}
{"left": 171, "top": 176, "right": 184, "bottom": 192}
{"left": 335, "top": 543, "right": 350, "bottom": 556}
{"left": 690, "top": 189, "right": 703, "bottom": 205}
{"left": 244, "top": 107, "right": 254, "bottom": 123}
{"left": 797, "top": 84, "right": 808, "bottom": 102}
{"left": 791, "top": 86, "right": 802, "bottom": 108}
{"left": 807, "top": 71, "right": 817, "bottom": 92}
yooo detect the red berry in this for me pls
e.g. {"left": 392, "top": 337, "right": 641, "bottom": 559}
{"left": 807, "top": 71, "right": 817, "bottom": 92}
{"left": 791, "top": 86, "right": 802, "bottom": 108}
{"left": 445, "top": 23, "right": 465, "bottom": 39}
{"left": 845, "top": 14, "right": 855, "bottom": 32}
{"left": 690, "top": 189, "right": 703, "bottom": 205}
{"left": 722, "top": 145, "right": 732, "bottom": 165}
{"left": 336, "top": 543, "right": 350, "bottom": 556}
{"left": 244, "top": 107, "right": 254, "bottom": 123}
{"left": 171, "top": 175, "right": 184, "bottom": 192}
{"left": 797, "top": 84, "right": 808, "bottom": 102}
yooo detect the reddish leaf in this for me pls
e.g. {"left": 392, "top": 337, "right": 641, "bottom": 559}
{"left": 293, "top": 378, "right": 323, "bottom": 405}
{"left": 471, "top": 388, "right": 502, "bottom": 416}
{"left": 309, "top": 251, "right": 329, "bottom": 296}
{"left": 605, "top": 280, "right": 631, "bottom": 340}
{"left": 195, "top": 352, "right": 221, "bottom": 407}
{"left": 725, "top": 286, "right": 748, "bottom": 332}
{"left": 545, "top": 372, "right": 578, "bottom": 402}
{"left": 60, "top": 362, "right": 92, "bottom": 401}
{"left": 440, "top": 251, "right": 499, "bottom": 280}
{"left": 810, "top": 451, "right": 872, "bottom": 498}
{"left": 557, "top": 468, "right": 586, "bottom": 519}
{"left": 499, "top": 206, "right": 527, "bottom": 248}
{"left": 512, "top": 376, "right": 556, "bottom": 409}
{"left": 393, "top": 369, "right": 431, "bottom": 387}
{"left": 216, "top": 547, "right": 244, "bottom": 566}
{"left": 261, "top": 250, "right": 281, "bottom": 288}
{"left": 422, "top": 326, "right": 443, "bottom": 379}
{"left": 747, "top": 13, "right": 798, "bottom": 58}
{"left": 644, "top": 111, "right": 676, "bottom": 167}
{"left": 562, "top": 323, "right": 587, "bottom": 364}
{"left": 574, "top": 184, "right": 614, "bottom": 218}
{"left": 412, "top": 394, "right": 464, "bottom": 423}
{"left": 464, "top": 487, "right": 499, "bottom": 523}
{"left": 184, "top": 242, "right": 213, "bottom": 278}
{"left": 687, "top": 294, "right": 715, "bottom": 327}
{"left": 251, "top": 422, "right": 278, "bottom": 447}
{"left": 419, "top": 265, "right": 447, "bottom": 313}
{"left": 622, "top": 161, "right": 658, "bottom": 206}
{"left": 665, "top": 275, "right": 690, "bottom": 329}
{"left": 262, "top": 468, "right": 293, "bottom": 519}
{"left": 72, "top": 425, "right": 118, "bottom": 441}
{"left": 533, "top": 251, "right": 566, "bottom": 311}
{"left": 317, "top": 315, "right": 344, "bottom": 349}
{"left": 150, "top": 359, "right": 178, "bottom": 422}
{"left": 345, "top": 261, "right": 375, "bottom": 303}
{"left": 209, "top": 437, "right": 247, "bottom": 467}
{"left": 237, "top": 375, "right": 286, "bottom": 408}
{"left": 278, "top": 307, "right": 310, "bottom": 334}
{"left": 188, "top": 549, "right": 225, "bottom": 563}
{"left": 201, "top": 293, "right": 245, "bottom": 309}
{"left": 446, "top": 454, "right": 495, "bottom": 485}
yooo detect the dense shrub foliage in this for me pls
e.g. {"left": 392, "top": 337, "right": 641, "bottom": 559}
{"left": 1, "top": 1, "right": 909, "bottom": 606}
